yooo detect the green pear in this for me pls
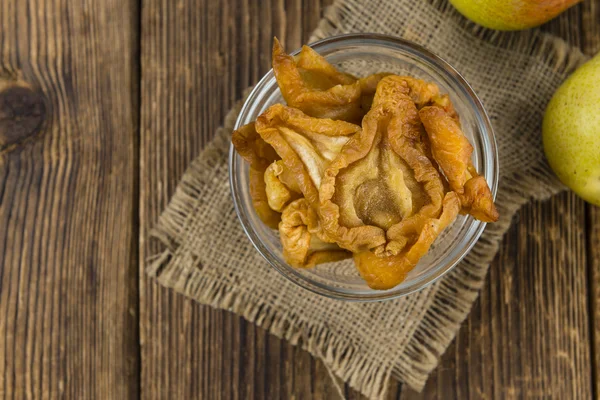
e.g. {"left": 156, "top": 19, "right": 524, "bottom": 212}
{"left": 449, "top": 0, "right": 581, "bottom": 31}
{"left": 542, "top": 53, "right": 600, "bottom": 206}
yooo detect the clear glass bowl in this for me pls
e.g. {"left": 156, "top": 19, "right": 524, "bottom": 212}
{"left": 229, "top": 33, "right": 498, "bottom": 301}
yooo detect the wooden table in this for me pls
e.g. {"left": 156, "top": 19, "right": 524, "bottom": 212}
{"left": 1, "top": 1, "right": 599, "bottom": 398}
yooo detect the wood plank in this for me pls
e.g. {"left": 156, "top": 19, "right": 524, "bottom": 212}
{"left": 0, "top": 0, "right": 140, "bottom": 398}
{"left": 401, "top": 3, "right": 598, "bottom": 398}
{"left": 139, "top": 0, "right": 381, "bottom": 399}
{"left": 581, "top": 1, "right": 600, "bottom": 396}
{"left": 589, "top": 205, "right": 600, "bottom": 397}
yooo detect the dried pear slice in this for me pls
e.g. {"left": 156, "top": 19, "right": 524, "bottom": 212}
{"left": 419, "top": 105, "right": 473, "bottom": 193}
{"left": 419, "top": 106, "right": 499, "bottom": 222}
{"left": 255, "top": 104, "right": 360, "bottom": 207}
{"left": 279, "top": 198, "right": 350, "bottom": 268}
{"left": 264, "top": 160, "right": 300, "bottom": 212}
{"left": 272, "top": 38, "right": 391, "bottom": 123}
{"left": 232, "top": 122, "right": 281, "bottom": 228}
{"left": 459, "top": 173, "right": 499, "bottom": 222}
{"left": 354, "top": 192, "right": 461, "bottom": 290}
{"left": 320, "top": 76, "right": 446, "bottom": 255}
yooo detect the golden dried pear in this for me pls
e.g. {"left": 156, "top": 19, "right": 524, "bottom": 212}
{"left": 232, "top": 122, "right": 281, "bottom": 228}
{"left": 232, "top": 47, "right": 500, "bottom": 290}
{"left": 249, "top": 167, "right": 281, "bottom": 229}
{"left": 419, "top": 106, "right": 499, "bottom": 222}
{"left": 264, "top": 160, "right": 300, "bottom": 212}
{"left": 255, "top": 104, "right": 360, "bottom": 207}
{"left": 294, "top": 42, "right": 356, "bottom": 86}
{"left": 429, "top": 94, "right": 460, "bottom": 121}
{"left": 232, "top": 122, "right": 278, "bottom": 170}
{"left": 357, "top": 72, "right": 394, "bottom": 111}
{"left": 320, "top": 75, "right": 445, "bottom": 256}
{"left": 272, "top": 38, "right": 390, "bottom": 123}
{"left": 459, "top": 172, "right": 499, "bottom": 222}
{"left": 279, "top": 198, "right": 350, "bottom": 268}
{"left": 373, "top": 75, "right": 440, "bottom": 108}
{"left": 353, "top": 192, "right": 461, "bottom": 290}
{"left": 419, "top": 105, "right": 473, "bottom": 193}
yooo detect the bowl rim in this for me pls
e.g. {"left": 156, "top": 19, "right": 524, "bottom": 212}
{"left": 229, "top": 33, "right": 499, "bottom": 302}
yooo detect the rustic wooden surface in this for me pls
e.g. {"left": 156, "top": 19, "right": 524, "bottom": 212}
{"left": 0, "top": 0, "right": 140, "bottom": 398}
{"left": 590, "top": 205, "right": 600, "bottom": 397}
{"left": 0, "top": 0, "right": 598, "bottom": 398}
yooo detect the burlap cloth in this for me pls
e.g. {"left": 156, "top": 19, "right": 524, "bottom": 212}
{"left": 147, "top": 0, "right": 588, "bottom": 397}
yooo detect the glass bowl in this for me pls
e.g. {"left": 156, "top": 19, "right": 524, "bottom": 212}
{"left": 229, "top": 33, "right": 498, "bottom": 301}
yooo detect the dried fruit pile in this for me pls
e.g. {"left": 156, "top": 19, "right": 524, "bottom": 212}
{"left": 232, "top": 39, "right": 499, "bottom": 290}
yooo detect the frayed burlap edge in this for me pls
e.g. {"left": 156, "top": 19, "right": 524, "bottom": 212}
{"left": 147, "top": 0, "right": 588, "bottom": 398}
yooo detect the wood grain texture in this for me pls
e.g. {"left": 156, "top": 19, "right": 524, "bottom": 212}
{"left": 581, "top": 2, "right": 600, "bottom": 396}
{"left": 138, "top": 0, "right": 372, "bottom": 399}
{"left": 589, "top": 205, "right": 600, "bottom": 397}
{"left": 0, "top": 0, "right": 140, "bottom": 399}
